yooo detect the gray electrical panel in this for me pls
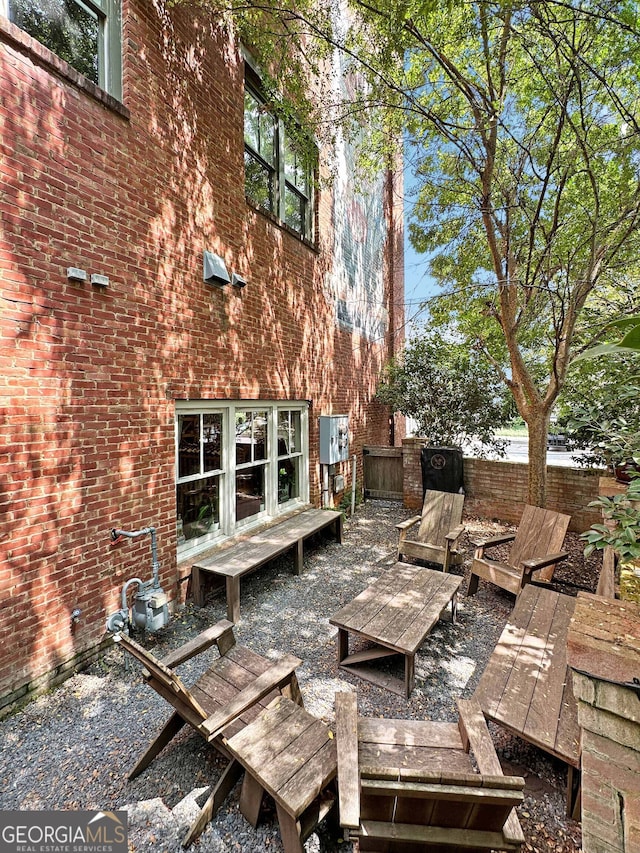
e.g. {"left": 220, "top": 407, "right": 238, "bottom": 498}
{"left": 319, "top": 415, "right": 349, "bottom": 464}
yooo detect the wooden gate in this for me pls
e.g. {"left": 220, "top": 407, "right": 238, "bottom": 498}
{"left": 363, "top": 446, "right": 403, "bottom": 500}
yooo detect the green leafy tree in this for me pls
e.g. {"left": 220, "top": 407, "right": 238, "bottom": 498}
{"left": 191, "top": 0, "right": 640, "bottom": 505}
{"left": 376, "top": 332, "right": 514, "bottom": 453}
{"left": 385, "top": 2, "right": 640, "bottom": 506}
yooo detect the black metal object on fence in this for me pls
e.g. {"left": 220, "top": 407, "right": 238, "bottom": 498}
{"left": 421, "top": 446, "right": 464, "bottom": 495}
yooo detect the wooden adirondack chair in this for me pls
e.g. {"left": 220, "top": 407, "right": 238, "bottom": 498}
{"left": 467, "top": 505, "right": 571, "bottom": 597}
{"left": 396, "top": 490, "right": 465, "bottom": 572}
{"left": 113, "top": 620, "right": 302, "bottom": 845}
{"left": 335, "top": 691, "right": 525, "bottom": 852}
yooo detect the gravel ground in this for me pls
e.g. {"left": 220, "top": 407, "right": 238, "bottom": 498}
{"left": 0, "top": 501, "right": 593, "bottom": 853}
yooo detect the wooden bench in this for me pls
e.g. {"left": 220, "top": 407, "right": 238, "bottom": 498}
{"left": 473, "top": 584, "right": 581, "bottom": 817}
{"left": 191, "top": 508, "right": 343, "bottom": 621}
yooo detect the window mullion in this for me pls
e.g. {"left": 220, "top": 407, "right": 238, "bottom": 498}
{"left": 277, "top": 117, "right": 286, "bottom": 222}
{"left": 224, "top": 406, "right": 234, "bottom": 533}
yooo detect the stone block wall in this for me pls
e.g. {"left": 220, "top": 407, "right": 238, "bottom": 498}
{"left": 568, "top": 594, "right": 640, "bottom": 852}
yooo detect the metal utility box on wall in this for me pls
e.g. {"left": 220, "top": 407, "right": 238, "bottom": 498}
{"left": 319, "top": 415, "right": 349, "bottom": 465}
{"left": 421, "top": 446, "right": 464, "bottom": 495}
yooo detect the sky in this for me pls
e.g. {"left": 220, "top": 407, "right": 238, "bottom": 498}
{"left": 402, "top": 161, "right": 437, "bottom": 334}
{"left": 404, "top": 227, "right": 435, "bottom": 328}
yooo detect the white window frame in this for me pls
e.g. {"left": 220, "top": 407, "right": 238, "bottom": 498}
{"left": 244, "top": 79, "right": 315, "bottom": 241}
{"left": 176, "top": 400, "right": 309, "bottom": 560}
{"left": 3, "top": 0, "right": 123, "bottom": 100}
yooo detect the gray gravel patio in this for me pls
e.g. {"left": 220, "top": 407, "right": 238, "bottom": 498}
{"left": 0, "top": 501, "right": 586, "bottom": 852}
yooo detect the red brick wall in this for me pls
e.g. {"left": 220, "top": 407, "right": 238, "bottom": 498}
{"left": 0, "top": 5, "right": 402, "bottom": 711}
{"left": 401, "top": 438, "right": 602, "bottom": 532}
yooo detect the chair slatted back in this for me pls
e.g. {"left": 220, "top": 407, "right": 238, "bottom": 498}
{"left": 359, "top": 770, "right": 523, "bottom": 852}
{"left": 509, "top": 505, "right": 570, "bottom": 569}
{"left": 417, "top": 491, "right": 464, "bottom": 545}
{"left": 114, "top": 632, "right": 208, "bottom": 723}
{"left": 361, "top": 770, "right": 522, "bottom": 828}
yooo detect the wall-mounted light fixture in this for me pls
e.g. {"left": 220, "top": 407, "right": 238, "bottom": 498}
{"left": 231, "top": 273, "right": 247, "bottom": 289}
{"left": 203, "top": 251, "right": 230, "bottom": 286}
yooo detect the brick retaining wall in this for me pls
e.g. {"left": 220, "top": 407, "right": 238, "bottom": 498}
{"left": 402, "top": 437, "right": 602, "bottom": 533}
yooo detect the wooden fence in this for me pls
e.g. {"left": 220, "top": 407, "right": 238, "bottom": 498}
{"left": 363, "top": 446, "right": 403, "bottom": 500}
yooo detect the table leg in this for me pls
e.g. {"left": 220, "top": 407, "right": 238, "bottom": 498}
{"left": 226, "top": 576, "right": 241, "bottom": 623}
{"left": 275, "top": 803, "right": 304, "bottom": 853}
{"left": 451, "top": 591, "right": 458, "bottom": 624}
{"left": 404, "top": 654, "right": 415, "bottom": 698}
{"left": 336, "top": 628, "right": 348, "bottom": 664}
{"left": 239, "top": 772, "right": 265, "bottom": 828}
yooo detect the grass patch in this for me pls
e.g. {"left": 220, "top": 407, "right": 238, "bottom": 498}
{"left": 496, "top": 425, "right": 529, "bottom": 437}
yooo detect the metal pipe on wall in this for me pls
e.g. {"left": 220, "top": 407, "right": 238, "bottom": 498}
{"left": 351, "top": 454, "right": 357, "bottom": 516}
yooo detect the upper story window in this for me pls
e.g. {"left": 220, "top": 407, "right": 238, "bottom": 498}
{"left": 244, "top": 81, "right": 315, "bottom": 241}
{"left": 4, "top": 0, "right": 122, "bottom": 100}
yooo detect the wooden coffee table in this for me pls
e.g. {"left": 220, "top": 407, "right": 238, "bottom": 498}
{"left": 329, "top": 561, "right": 462, "bottom": 697}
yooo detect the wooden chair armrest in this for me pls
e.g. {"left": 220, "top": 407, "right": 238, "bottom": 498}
{"left": 335, "top": 691, "right": 361, "bottom": 831}
{"left": 457, "top": 697, "right": 504, "bottom": 776}
{"left": 521, "top": 551, "right": 569, "bottom": 572}
{"left": 161, "top": 619, "right": 235, "bottom": 668}
{"left": 472, "top": 533, "right": 516, "bottom": 551}
{"left": 459, "top": 699, "right": 525, "bottom": 846}
{"left": 445, "top": 524, "right": 465, "bottom": 543}
{"left": 396, "top": 516, "right": 421, "bottom": 533}
{"left": 200, "top": 653, "right": 302, "bottom": 740}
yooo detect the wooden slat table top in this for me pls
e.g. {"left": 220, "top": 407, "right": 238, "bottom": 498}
{"left": 474, "top": 584, "right": 580, "bottom": 766}
{"left": 225, "top": 696, "right": 337, "bottom": 819}
{"left": 330, "top": 562, "right": 462, "bottom": 655}
{"left": 193, "top": 509, "right": 341, "bottom": 577}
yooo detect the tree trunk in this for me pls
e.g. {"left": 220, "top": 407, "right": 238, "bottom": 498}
{"left": 527, "top": 411, "right": 551, "bottom": 507}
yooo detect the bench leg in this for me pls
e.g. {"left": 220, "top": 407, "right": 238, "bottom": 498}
{"left": 226, "top": 576, "right": 241, "bottom": 623}
{"left": 293, "top": 539, "right": 303, "bottom": 575}
{"left": 275, "top": 803, "right": 304, "bottom": 853}
{"left": 191, "top": 566, "right": 204, "bottom": 606}
{"left": 404, "top": 654, "right": 415, "bottom": 698}
{"left": 281, "top": 673, "right": 305, "bottom": 708}
{"left": 567, "top": 765, "right": 581, "bottom": 820}
{"left": 467, "top": 572, "right": 479, "bottom": 596}
{"left": 335, "top": 513, "right": 343, "bottom": 544}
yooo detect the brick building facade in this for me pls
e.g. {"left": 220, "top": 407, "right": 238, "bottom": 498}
{"left": 0, "top": 2, "right": 404, "bottom": 713}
